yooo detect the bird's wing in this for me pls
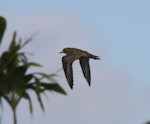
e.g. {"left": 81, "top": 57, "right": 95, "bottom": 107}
{"left": 79, "top": 57, "right": 91, "bottom": 86}
{"left": 62, "top": 56, "right": 74, "bottom": 89}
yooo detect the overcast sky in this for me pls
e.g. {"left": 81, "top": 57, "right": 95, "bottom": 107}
{"left": 1, "top": 0, "right": 150, "bottom": 124}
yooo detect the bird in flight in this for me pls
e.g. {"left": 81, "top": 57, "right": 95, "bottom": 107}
{"left": 60, "top": 47, "right": 100, "bottom": 89}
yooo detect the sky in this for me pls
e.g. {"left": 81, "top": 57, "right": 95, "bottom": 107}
{"left": 0, "top": 0, "right": 150, "bottom": 124}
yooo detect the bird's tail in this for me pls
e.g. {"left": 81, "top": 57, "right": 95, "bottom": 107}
{"left": 92, "top": 55, "right": 101, "bottom": 60}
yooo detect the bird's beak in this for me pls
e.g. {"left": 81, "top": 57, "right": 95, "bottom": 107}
{"left": 59, "top": 51, "right": 64, "bottom": 54}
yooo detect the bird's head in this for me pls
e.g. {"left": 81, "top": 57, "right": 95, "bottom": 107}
{"left": 59, "top": 48, "right": 72, "bottom": 55}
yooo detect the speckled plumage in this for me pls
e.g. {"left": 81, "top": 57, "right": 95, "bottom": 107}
{"left": 60, "top": 47, "right": 100, "bottom": 89}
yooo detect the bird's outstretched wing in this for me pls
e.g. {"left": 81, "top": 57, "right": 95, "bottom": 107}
{"left": 79, "top": 57, "right": 91, "bottom": 86}
{"left": 62, "top": 56, "right": 73, "bottom": 89}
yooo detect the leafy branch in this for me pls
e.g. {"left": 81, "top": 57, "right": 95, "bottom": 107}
{"left": 0, "top": 16, "right": 66, "bottom": 124}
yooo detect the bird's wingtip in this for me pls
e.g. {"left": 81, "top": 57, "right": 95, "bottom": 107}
{"left": 70, "top": 85, "right": 73, "bottom": 89}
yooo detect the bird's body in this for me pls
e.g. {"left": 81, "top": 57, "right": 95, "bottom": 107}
{"left": 60, "top": 47, "right": 100, "bottom": 89}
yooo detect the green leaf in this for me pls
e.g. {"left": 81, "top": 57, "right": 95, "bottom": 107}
{"left": 9, "top": 31, "right": 17, "bottom": 52}
{"left": 35, "top": 78, "right": 45, "bottom": 111}
{"left": 0, "top": 16, "right": 6, "bottom": 45}
{"left": 36, "top": 72, "right": 55, "bottom": 81}
{"left": 26, "top": 62, "right": 42, "bottom": 67}
{"left": 37, "top": 93, "right": 44, "bottom": 111}
{"left": 15, "top": 66, "right": 28, "bottom": 76}
{"left": 19, "top": 52, "right": 28, "bottom": 63}
{"left": 0, "top": 97, "right": 3, "bottom": 109}
{"left": 23, "top": 92, "right": 33, "bottom": 113}
{"left": 41, "top": 83, "right": 67, "bottom": 95}
{"left": 25, "top": 83, "right": 35, "bottom": 90}
{"left": 0, "top": 51, "right": 10, "bottom": 69}
{"left": 24, "top": 74, "right": 34, "bottom": 83}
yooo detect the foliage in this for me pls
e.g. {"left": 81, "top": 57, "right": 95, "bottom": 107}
{"left": 0, "top": 16, "right": 66, "bottom": 124}
{"left": 0, "top": 16, "right": 6, "bottom": 44}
